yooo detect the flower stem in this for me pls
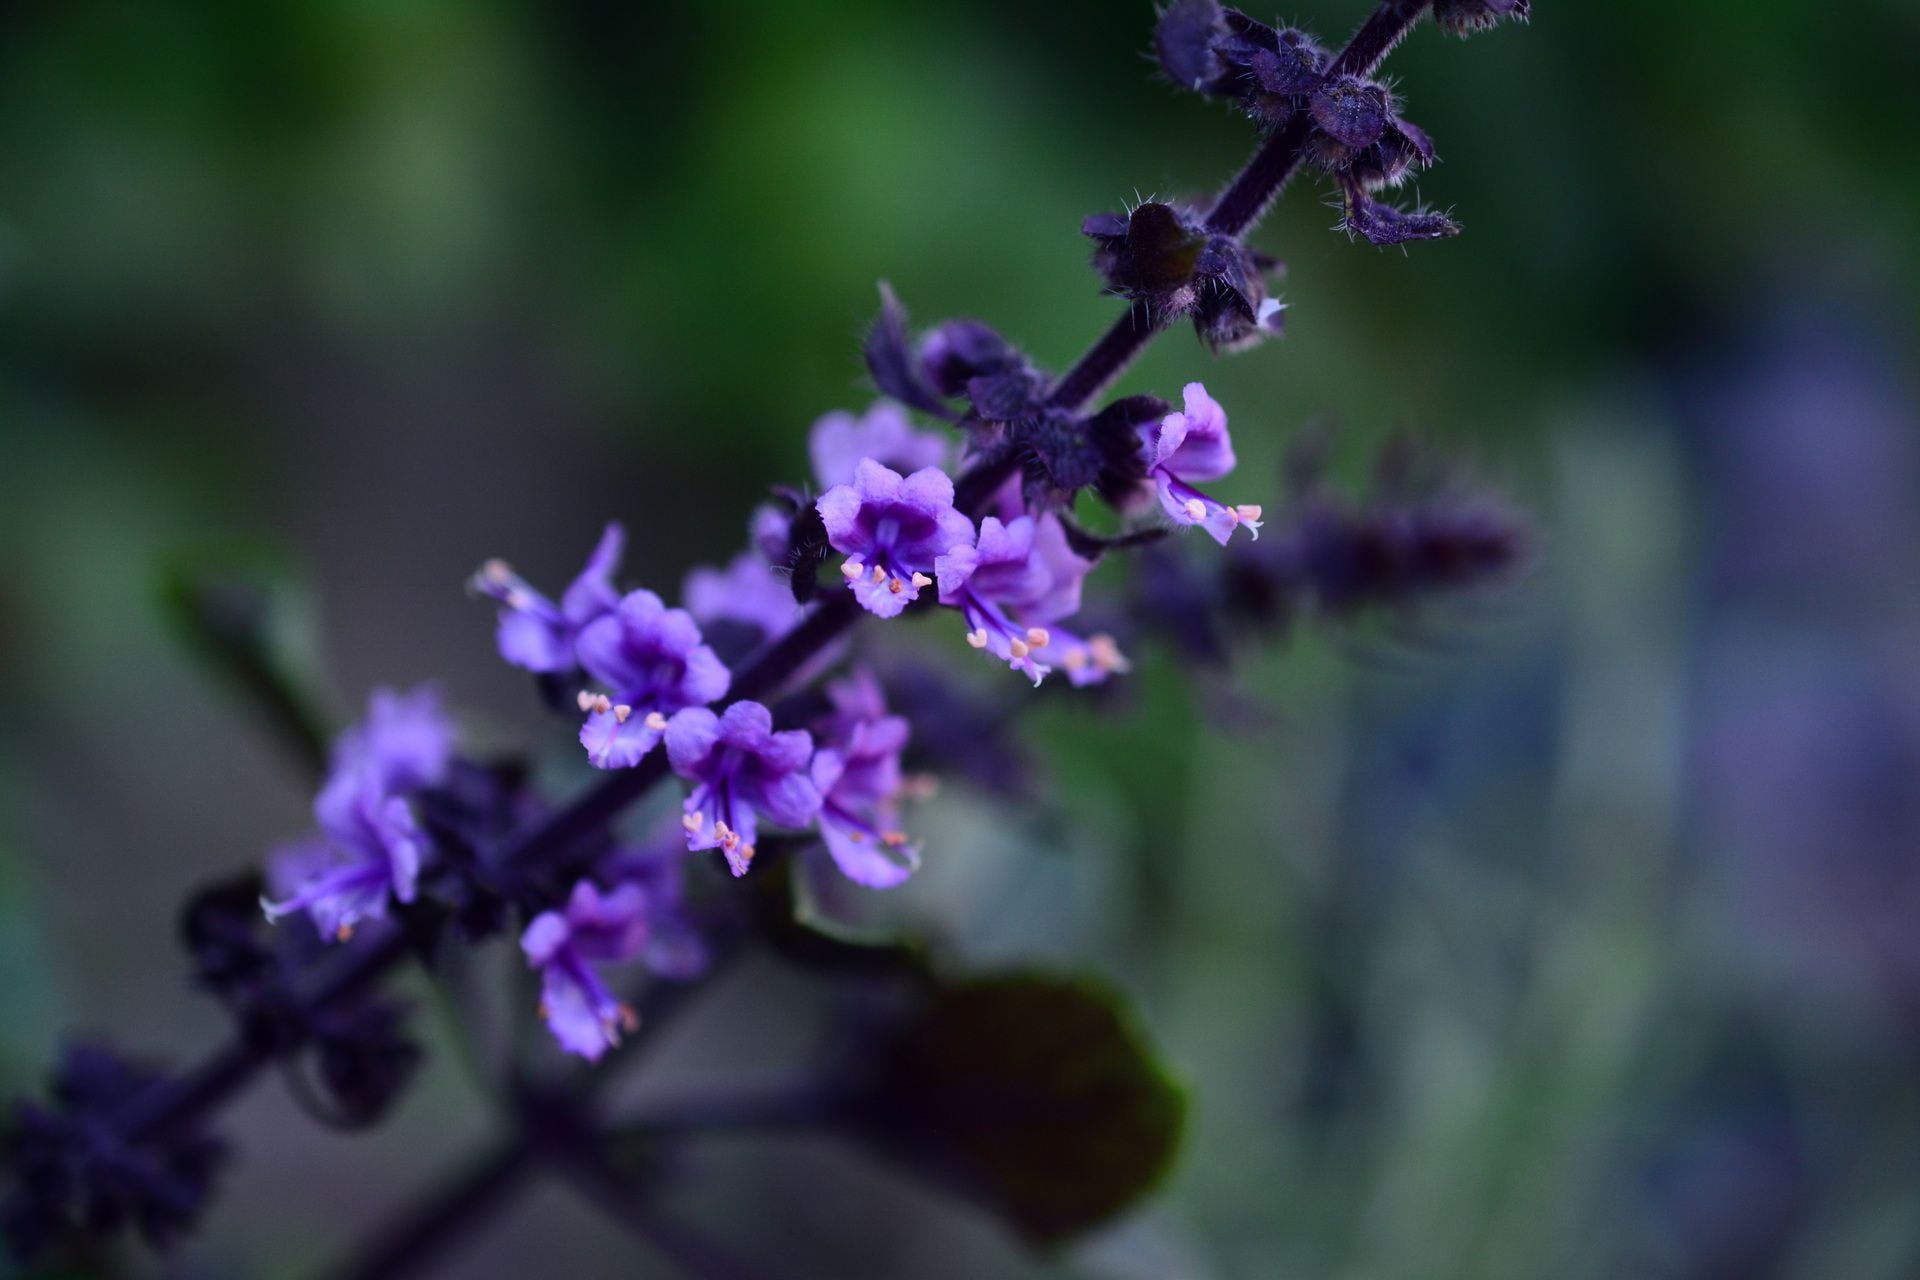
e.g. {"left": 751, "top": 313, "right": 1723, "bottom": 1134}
{"left": 320, "top": 1136, "right": 533, "bottom": 1280}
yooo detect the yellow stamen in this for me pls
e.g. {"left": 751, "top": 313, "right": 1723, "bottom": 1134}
{"left": 910, "top": 572, "right": 932, "bottom": 589}
{"left": 1026, "top": 627, "right": 1051, "bottom": 649}
{"left": 682, "top": 812, "right": 704, "bottom": 832}
{"left": 645, "top": 711, "right": 669, "bottom": 731}
{"left": 612, "top": 704, "right": 632, "bottom": 724}
{"left": 1183, "top": 498, "right": 1207, "bottom": 521}
{"left": 841, "top": 559, "right": 865, "bottom": 581}
{"left": 965, "top": 628, "right": 989, "bottom": 649}
{"left": 1089, "top": 633, "right": 1131, "bottom": 672}
{"left": 1009, "top": 638, "right": 1030, "bottom": 659}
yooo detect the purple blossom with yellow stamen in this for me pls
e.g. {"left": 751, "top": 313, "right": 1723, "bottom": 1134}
{"left": 261, "top": 765, "right": 427, "bottom": 942}
{"left": 808, "top": 402, "right": 953, "bottom": 490}
{"left": 472, "top": 523, "right": 625, "bottom": 673}
{"left": 809, "top": 670, "right": 920, "bottom": 887}
{"left": 666, "top": 700, "right": 822, "bottom": 876}
{"left": 817, "top": 459, "right": 975, "bottom": 619}
{"left": 333, "top": 684, "right": 455, "bottom": 794}
{"left": 935, "top": 513, "right": 1126, "bottom": 686}
{"left": 259, "top": 686, "right": 454, "bottom": 941}
{"left": 683, "top": 551, "right": 804, "bottom": 640}
{"left": 573, "top": 590, "right": 731, "bottom": 770}
{"left": 520, "top": 880, "right": 649, "bottom": 1061}
{"left": 1138, "top": 383, "right": 1263, "bottom": 545}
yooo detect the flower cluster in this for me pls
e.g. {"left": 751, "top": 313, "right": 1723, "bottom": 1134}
{"left": 446, "top": 366, "right": 1264, "bottom": 1059}
{"left": 1, "top": 1047, "right": 225, "bottom": 1257}
{"left": 1, "top": 2, "right": 1541, "bottom": 1265}
{"left": 260, "top": 686, "right": 454, "bottom": 941}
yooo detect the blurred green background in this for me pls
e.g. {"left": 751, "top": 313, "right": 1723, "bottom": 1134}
{"left": 2, "top": 0, "right": 1918, "bottom": 1276}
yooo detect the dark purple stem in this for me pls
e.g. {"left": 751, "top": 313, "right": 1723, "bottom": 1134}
{"left": 1046, "top": 0, "right": 1436, "bottom": 413}
{"left": 321, "top": 1136, "right": 533, "bottom": 1280}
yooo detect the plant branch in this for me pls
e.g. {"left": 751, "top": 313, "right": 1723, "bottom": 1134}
{"left": 319, "top": 1136, "right": 532, "bottom": 1280}
{"left": 1047, "top": 0, "right": 1437, "bottom": 412}
{"left": 66, "top": 0, "right": 1442, "bottom": 1242}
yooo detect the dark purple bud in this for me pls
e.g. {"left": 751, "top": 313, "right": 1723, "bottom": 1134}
{"left": 1433, "top": 0, "right": 1531, "bottom": 36}
{"left": 1248, "top": 29, "right": 1326, "bottom": 95}
{"left": 1085, "top": 201, "right": 1205, "bottom": 297}
{"left": 307, "top": 998, "right": 422, "bottom": 1128}
{"left": 1309, "top": 76, "right": 1391, "bottom": 150}
{"left": 921, "top": 318, "right": 1019, "bottom": 398}
{"left": 864, "top": 282, "right": 958, "bottom": 420}
{"left": 1333, "top": 116, "right": 1435, "bottom": 190}
{"left": 1083, "top": 393, "right": 1171, "bottom": 503}
{"left": 1085, "top": 203, "right": 1282, "bottom": 351}
{"left": 967, "top": 368, "right": 1048, "bottom": 424}
{"left": 1154, "top": 0, "right": 1227, "bottom": 91}
{"left": 1014, "top": 410, "right": 1107, "bottom": 510}
{"left": 1339, "top": 181, "right": 1462, "bottom": 246}
{"left": 181, "top": 873, "right": 278, "bottom": 998}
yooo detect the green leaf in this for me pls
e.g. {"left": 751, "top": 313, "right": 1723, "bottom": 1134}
{"left": 747, "top": 844, "right": 934, "bottom": 979}
{"left": 860, "top": 973, "right": 1187, "bottom": 1246}
{"left": 155, "top": 541, "right": 333, "bottom": 780}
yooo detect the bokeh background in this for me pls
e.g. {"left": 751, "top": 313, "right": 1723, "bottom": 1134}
{"left": 3, "top": 0, "right": 1918, "bottom": 1276}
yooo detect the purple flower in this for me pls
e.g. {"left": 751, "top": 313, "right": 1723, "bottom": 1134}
{"left": 472, "top": 523, "right": 625, "bottom": 673}
{"left": 520, "top": 880, "right": 649, "bottom": 1061}
{"left": 808, "top": 671, "right": 920, "bottom": 887}
{"left": 683, "top": 551, "right": 804, "bottom": 639}
{"left": 808, "top": 402, "right": 952, "bottom": 490}
{"left": 751, "top": 502, "right": 796, "bottom": 563}
{"left": 598, "top": 838, "right": 712, "bottom": 980}
{"left": 573, "top": 590, "right": 731, "bottom": 770}
{"left": 332, "top": 685, "right": 455, "bottom": 794}
{"left": 1138, "top": 383, "right": 1264, "bottom": 545}
{"left": 261, "top": 766, "right": 427, "bottom": 941}
{"left": 935, "top": 513, "right": 1128, "bottom": 686}
{"left": 667, "top": 701, "right": 822, "bottom": 876}
{"left": 817, "top": 459, "right": 976, "bottom": 619}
